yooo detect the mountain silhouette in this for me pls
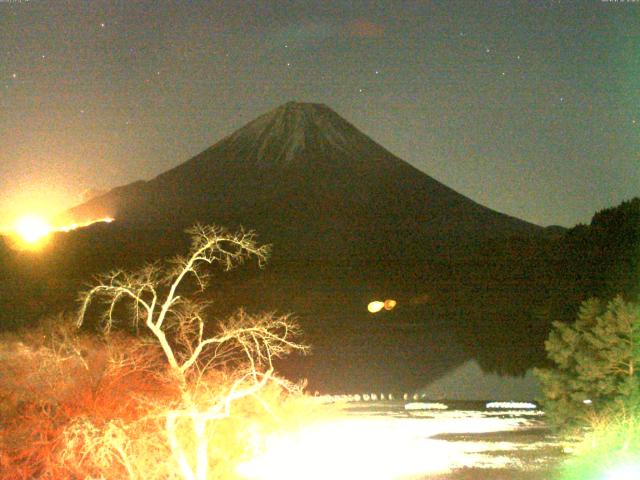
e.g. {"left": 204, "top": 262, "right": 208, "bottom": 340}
{"left": 38, "top": 102, "right": 556, "bottom": 392}
{"left": 63, "top": 102, "right": 542, "bottom": 263}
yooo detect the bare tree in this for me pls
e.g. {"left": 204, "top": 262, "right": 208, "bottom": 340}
{"left": 78, "top": 224, "right": 306, "bottom": 384}
{"left": 77, "top": 224, "right": 309, "bottom": 480}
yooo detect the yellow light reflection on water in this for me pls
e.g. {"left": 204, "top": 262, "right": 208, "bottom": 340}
{"left": 236, "top": 414, "right": 529, "bottom": 480}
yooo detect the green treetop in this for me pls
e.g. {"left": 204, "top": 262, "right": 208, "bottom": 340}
{"left": 535, "top": 296, "right": 640, "bottom": 428}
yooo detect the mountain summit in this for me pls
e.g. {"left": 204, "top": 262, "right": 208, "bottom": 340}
{"left": 223, "top": 101, "right": 383, "bottom": 166}
{"left": 65, "top": 102, "right": 541, "bottom": 260}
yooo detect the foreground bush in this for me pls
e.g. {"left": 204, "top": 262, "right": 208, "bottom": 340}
{"left": 0, "top": 319, "right": 317, "bottom": 479}
{"left": 0, "top": 320, "right": 177, "bottom": 478}
{"left": 1, "top": 225, "right": 311, "bottom": 479}
{"left": 557, "top": 401, "right": 640, "bottom": 480}
{"left": 534, "top": 294, "right": 640, "bottom": 479}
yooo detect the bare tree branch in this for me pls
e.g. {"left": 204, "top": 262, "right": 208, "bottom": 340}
{"left": 77, "top": 224, "right": 305, "bottom": 387}
{"left": 76, "top": 225, "right": 307, "bottom": 480}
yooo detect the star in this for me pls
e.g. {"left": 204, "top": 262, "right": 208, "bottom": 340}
{"left": 100, "top": 23, "right": 105, "bottom": 28}
{"left": 286, "top": 62, "right": 291, "bottom": 67}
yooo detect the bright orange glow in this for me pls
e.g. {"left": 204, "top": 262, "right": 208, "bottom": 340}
{"left": 14, "top": 215, "right": 52, "bottom": 245}
{"left": 384, "top": 299, "right": 397, "bottom": 311}
{"left": 57, "top": 217, "right": 114, "bottom": 232}
{"left": 7, "top": 216, "right": 115, "bottom": 250}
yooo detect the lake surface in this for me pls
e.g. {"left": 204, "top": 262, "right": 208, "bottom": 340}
{"left": 238, "top": 399, "right": 565, "bottom": 480}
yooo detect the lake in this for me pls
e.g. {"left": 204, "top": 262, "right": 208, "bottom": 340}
{"left": 237, "top": 399, "right": 565, "bottom": 480}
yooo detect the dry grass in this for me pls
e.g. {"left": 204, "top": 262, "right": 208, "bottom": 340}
{"left": 554, "top": 406, "right": 640, "bottom": 480}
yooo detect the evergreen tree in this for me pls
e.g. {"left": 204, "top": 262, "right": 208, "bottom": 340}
{"left": 535, "top": 296, "right": 640, "bottom": 427}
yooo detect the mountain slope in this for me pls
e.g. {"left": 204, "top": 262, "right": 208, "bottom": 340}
{"left": 64, "top": 102, "right": 542, "bottom": 261}
{"left": 43, "top": 102, "right": 556, "bottom": 391}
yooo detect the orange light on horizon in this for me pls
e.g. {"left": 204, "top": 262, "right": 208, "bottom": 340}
{"left": 14, "top": 215, "right": 52, "bottom": 246}
{"left": 56, "top": 216, "right": 114, "bottom": 232}
{"left": 8, "top": 215, "right": 115, "bottom": 250}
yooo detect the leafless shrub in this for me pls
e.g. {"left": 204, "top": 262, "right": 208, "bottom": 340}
{"left": 73, "top": 224, "right": 309, "bottom": 479}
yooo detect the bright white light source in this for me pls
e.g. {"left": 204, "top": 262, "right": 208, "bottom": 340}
{"left": 486, "top": 402, "right": 537, "bottom": 410}
{"left": 236, "top": 413, "right": 530, "bottom": 480}
{"left": 405, "top": 402, "right": 448, "bottom": 411}
{"left": 603, "top": 463, "right": 640, "bottom": 480}
{"left": 14, "top": 215, "right": 51, "bottom": 245}
{"left": 367, "top": 299, "right": 397, "bottom": 313}
{"left": 237, "top": 418, "right": 456, "bottom": 480}
{"left": 367, "top": 301, "right": 384, "bottom": 313}
{"left": 583, "top": 399, "right": 592, "bottom": 405}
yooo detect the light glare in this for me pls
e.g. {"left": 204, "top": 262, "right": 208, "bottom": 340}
{"left": 384, "top": 299, "right": 397, "bottom": 310}
{"left": 236, "top": 414, "right": 531, "bottom": 480}
{"left": 14, "top": 215, "right": 51, "bottom": 244}
{"left": 368, "top": 299, "right": 397, "bottom": 313}
{"left": 604, "top": 463, "right": 640, "bottom": 480}
{"left": 8, "top": 215, "right": 115, "bottom": 250}
{"left": 367, "top": 301, "right": 385, "bottom": 313}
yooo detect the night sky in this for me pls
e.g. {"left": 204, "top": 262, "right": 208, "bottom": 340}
{"left": 1, "top": 0, "right": 638, "bottom": 229}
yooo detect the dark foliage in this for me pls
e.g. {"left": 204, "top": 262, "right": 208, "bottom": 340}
{"left": 546, "top": 198, "right": 640, "bottom": 328}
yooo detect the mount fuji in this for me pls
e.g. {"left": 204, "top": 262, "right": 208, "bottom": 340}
{"left": 63, "top": 102, "right": 542, "bottom": 263}
{"left": 33, "top": 102, "right": 555, "bottom": 391}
